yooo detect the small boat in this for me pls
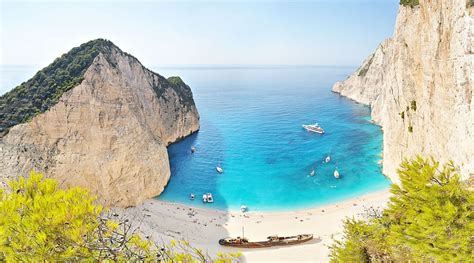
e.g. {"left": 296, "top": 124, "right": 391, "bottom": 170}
{"left": 202, "top": 194, "right": 208, "bottom": 203}
{"left": 219, "top": 234, "right": 316, "bottom": 248}
{"left": 240, "top": 205, "right": 248, "bottom": 213}
{"left": 206, "top": 193, "right": 214, "bottom": 203}
{"left": 191, "top": 146, "right": 196, "bottom": 153}
{"left": 309, "top": 167, "right": 315, "bottom": 177}
{"left": 216, "top": 166, "right": 224, "bottom": 174}
{"left": 334, "top": 169, "right": 340, "bottom": 179}
{"left": 325, "top": 156, "right": 331, "bottom": 163}
{"left": 302, "top": 123, "right": 324, "bottom": 134}
{"left": 190, "top": 193, "right": 195, "bottom": 200}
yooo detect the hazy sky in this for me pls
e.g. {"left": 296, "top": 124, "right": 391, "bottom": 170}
{"left": 1, "top": 0, "right": 399, "bottom": 67}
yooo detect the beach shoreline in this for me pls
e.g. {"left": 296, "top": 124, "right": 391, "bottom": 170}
{"left": 119, "top": 189, "right": 392, "bottom": 262}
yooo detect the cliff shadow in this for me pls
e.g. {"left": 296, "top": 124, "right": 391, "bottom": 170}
{"left": 117, "top": 117, "right": 241, "bottom": 261}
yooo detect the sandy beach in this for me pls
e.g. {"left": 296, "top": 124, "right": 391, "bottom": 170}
{"left": 118, "top": 190, "right": 391, "bottom": 262}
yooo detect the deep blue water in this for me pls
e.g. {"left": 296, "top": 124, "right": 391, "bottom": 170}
{"left": 153, "top": 66, "right": 391, "bottom": 211}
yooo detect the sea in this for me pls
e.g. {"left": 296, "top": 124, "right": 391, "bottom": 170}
{"left": 0, "top": 65, "right": 391, "bottom": 212}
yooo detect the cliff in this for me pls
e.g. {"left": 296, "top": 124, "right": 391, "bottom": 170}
{"left": 333, "top": 1, "right": 473, "bottom": 182}
{"left": 0, "top": 39, "right": 200, "bottom": 207}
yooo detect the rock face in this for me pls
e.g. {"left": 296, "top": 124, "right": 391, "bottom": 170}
{"left": 0, "top": 40, "right": 200, "bottom": 207}
{"left": 333, "top": 1, "right": 473, "bottom": 182}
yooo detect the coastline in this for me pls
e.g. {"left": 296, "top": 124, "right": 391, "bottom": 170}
{"left": 118, "top": 189, "right": 392, "bottom": 262}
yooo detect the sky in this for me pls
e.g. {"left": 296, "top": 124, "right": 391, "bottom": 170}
{"left": 0, "top": 0, "right": 399, "bottom": 68}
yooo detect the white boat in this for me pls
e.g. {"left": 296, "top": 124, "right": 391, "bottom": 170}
{"left": 325, "top": 156, "right": 331, "bottom": 163}
{"left": 202, "top": 194, "right": 208, "bottom": 202}
{"left": 190, "top": 193, "right": 195, "bottom": 200}
{"left": 191, "top": 146, "right": 196, "bottom": 153}
{"left": 310, "top": 168, "right": 315, "bottom": 177}
{"left": 241, "top": 205, "right": 248, "bottom": 213}
{"left": 334, "top": 169, "right": 340, "bottom": 179}
{"left": 302, "top": 123, "right": 324, "bottom": 134}
{"left": 216, "top": 166, "right": 224, "bottom": 174}
{"left": 206, "top": 193, "right": 214, "bottom": 203}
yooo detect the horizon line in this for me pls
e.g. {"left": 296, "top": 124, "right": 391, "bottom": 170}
{"left": 0, "top": 63, "right": 358, "bottom": 68}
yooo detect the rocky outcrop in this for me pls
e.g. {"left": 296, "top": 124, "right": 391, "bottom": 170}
{"left": 333, "top": 1, "right": 473, "bottom": 182}
{"left": 0, "top": 40, "right": 200, "bottom": 207}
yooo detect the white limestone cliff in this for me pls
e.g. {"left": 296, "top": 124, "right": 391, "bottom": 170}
{"left": 0, "top": 44, "right": 200, "bottom": 207}
{"left": 333, "top": 0, "right": 473, "bottom": 181}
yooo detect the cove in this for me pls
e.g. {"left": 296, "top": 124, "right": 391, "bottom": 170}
{"left": 154, "top": 66, "right": 391, "bottom": 212}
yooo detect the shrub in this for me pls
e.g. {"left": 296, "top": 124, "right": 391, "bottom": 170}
{"left": 400, "top": 0, "right": 419, "bottom": 8}
{"left": 330, "top": 157, "right": 474, "bottom": 262}
{"left": 0, "top": 172, "right": 240, "bottom": 262}
{"left": 0, "top": 39, "right": 112, "bottom": 134}
{"left": 408, "top": 125, "right": 413, "bottom": 132}
{"left": 411, "top": 100, "right": 417, "bottom": 111}
{"left": 467, "top": 0, "right": 474, "bottom": 8}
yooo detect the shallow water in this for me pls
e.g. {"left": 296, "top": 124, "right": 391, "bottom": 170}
{"left": 154, "top": 66, "right": 391, "bottom": 212}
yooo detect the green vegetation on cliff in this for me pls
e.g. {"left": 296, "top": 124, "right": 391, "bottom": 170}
{"left": 0, "top": 172, "right": 240, "bottom": 262}
{"left": 400, "top": 0, "right": 419, "bottom": 7}
{"left": 330, "top": 157, "right": 474, "bottom": 262}
{"left": 0, "top": 39, "right": 115, "bottom": 135}
{"left": 0, "top": 39, "right": 196, "bottom": 136}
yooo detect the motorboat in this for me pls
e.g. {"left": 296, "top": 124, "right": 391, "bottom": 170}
{"left": 302, "top": 123, "right": 324, "bottom": 134}
{"left": 190, "top": 193, "right": 195, "bottom": 200}
{"left": 240, "top": 205, "right": 248, "bottom": 213}
{"left": 216, "top": 166, "right": 224, "bottom": 174}
{"left": 206, "top": 193, "right": 214, "bottom": 203}
{"left": 334, "top": 169, "right": 340, "bottom": 179}
{"left": 219, "top": 234, "right": 316, "bottom": 248}
{"left": 202, "top": 194, "right": 208, "bottom": 203}
{"left": 191, "top": 146, "right": 196, "bottom": 153}
{"left": 325, "top": 156, "right": 331, "bottom": 163}
{"left": 309, "top": 168, "right": 315, "bottom": 177}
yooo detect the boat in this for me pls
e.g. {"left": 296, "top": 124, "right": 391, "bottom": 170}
{"left": 202, "top": 194, "right": 208, "bottom": 203}
{"left": 302, "top": 123, "right": 324, "bottom": 134}
{"left": 334, "top": 169, "right": 340, "bottom": 179}
{"left": 309, "top": 167, "right": 315, "bottom": 177}
{"left": 191, "top": 146, "right": 196, "bottom": 153}
{"left": 219, "top": 234, "right": 316, "bottom": 248}
{"left": 325, "top": 156, "right": 331, "bottom": 163}
{"left": 206, "top": 193, "right": 214, "bottom": 203}
{"left": 240, "top": 205, "right": 248, "bottom": 213}
{"left": 190, "top": 193, "right": 195, "bottom": 200}
{"left": 216, "top": 166, "right": 224, "bottom": 174}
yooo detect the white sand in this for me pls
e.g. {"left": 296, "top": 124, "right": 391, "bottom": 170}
{"left": 119, "top": 190, "right": 391, "bottom": 262}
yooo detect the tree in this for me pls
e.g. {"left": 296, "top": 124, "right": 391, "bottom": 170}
{"left": 0, "top": 171, "right": 241, "bottom": 262}
{"left": 330, "top": 157, "right": 474, "bottom": 262}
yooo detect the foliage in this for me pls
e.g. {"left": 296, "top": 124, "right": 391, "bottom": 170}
{"left": 0, "top": 39, "right": 196, "bottom": 136}
{"left": 168, "top": 76, "right": 186, "bottom": 86}
{"left": 400, "top": 0, "right": 419, "bottom": 8}
{"left": 399, "top": 111, "right": 405, "bottom": 120}
{"left": 0, "top": 172, "right": 241, "bottom": 262}
{"left": 407, "top": 125, "right": 413, "bottom": 133}
{"left": 410, "top": 100, "right": 417, "bottom": 111}
{"left": 329, "top": 157, "right": 474, "bottom": 262}
{"left": 467, "top": 0, "right": 474, "bottom": 8}
{"left": 0, "top": 39, "right": 114, "bottom": 135}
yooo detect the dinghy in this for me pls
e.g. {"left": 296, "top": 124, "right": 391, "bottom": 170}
{"left": 309, "top": 168, "right": 315, "bottom": 177}
{"left": 202, "top": 193, "right": 214, "bottom": 203}
{"left": 334, "top": 169, "right": 340, "bottom": 179}
{"left": 325, "top": 156, "right": 331, "bottom": 163}
{"left": 216, "top": 166, "right": 224, "bottom": 174}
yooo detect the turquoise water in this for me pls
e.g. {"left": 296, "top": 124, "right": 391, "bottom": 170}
{"left": 154, "top": 66, "right": 391, "bottom": 212}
